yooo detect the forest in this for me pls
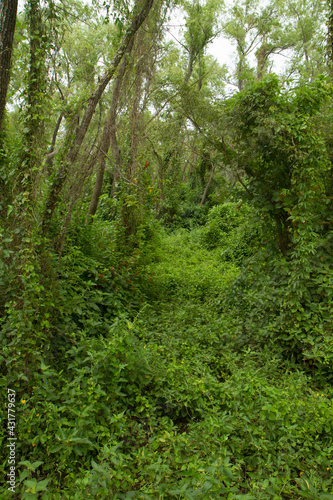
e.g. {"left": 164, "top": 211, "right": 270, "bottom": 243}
{"left": 0, "top": 0, "right": 333, "bottom": 498}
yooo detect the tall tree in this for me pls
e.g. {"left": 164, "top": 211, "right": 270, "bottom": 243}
{"left": 328, "top": 0, "right": 333, "bottom": 74}
{"left": 284, "top": 0, "right": 327, "bottom": 80}
{"left": 41, "top": 0, "right": 156, "bottom": 235}
{"left": 86, "top": 0, "right": 170, "bottom": 229}
{"left": 183, "top": 0, "right": 223, "bottom": 84}
{"left": 87, "top": 38, "right": 134, "bottom": 221}
{"left": 0, "top": 0, "right": 18, "bottom": 132}
{"left": 223, "top": 0, "right": 327, "bottom": 88}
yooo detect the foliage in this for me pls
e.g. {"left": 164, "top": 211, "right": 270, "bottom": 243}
{"left": 199, "top": 202, "right": 259, "bottom": 263}
{"left": 2, "top": 225, "right": 333, "bottom": 499}
{"left": 1, "top": 0, "right": 333, "bottom": 498}
{"left": 214, "top": 76, "right": 333, "bottom": 375}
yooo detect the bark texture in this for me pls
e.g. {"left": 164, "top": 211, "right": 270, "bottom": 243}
{"left": 45, "top": 113, "right": 63, "bottom": 175}
{"left": 87, "top": 39, "right": 134, "bottom": 221}
{"left": 329, "top": 0, "right": 333, "bottom": 74}
{"left": 0, "top": 0, "right": 18, "bottom": 132}
{"left": 200, "top": 163, "right": 215, "bottom": 206}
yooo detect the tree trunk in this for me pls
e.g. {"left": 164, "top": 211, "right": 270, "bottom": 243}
{"left": 0, "top": 0, "right": 18, "bottom": 132}
{"left": 184, "top": 48, "right": 195, "bottom": 84}
{"left": 328, "top": 0, "right": 333, "bottom": 75}
{"left": 237, "top": 56, "right": 245, "bottom": 91}
{"left": 19, "top": 0, "right": 46, "bottom": 204}
{"left": 256, "top": 43, "right": 268, "bottom": 81}
{"left": 275, "top": 212, "right": 290, "bottom": 256}
{"left": 87, "top": 39, "right": 134, "bottom": 221}
{"left": 128, "top": 52, "right": 144, "bottom": 180}
{"left": 200, "top": 163, "right": 215, "bottom": 206}
{"left": 45, "top": 113, "right": 63, "bottom": 175}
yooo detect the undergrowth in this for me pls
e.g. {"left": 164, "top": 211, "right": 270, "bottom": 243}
{"left": 1, "top": 209, "right": 333, "bottom": 499}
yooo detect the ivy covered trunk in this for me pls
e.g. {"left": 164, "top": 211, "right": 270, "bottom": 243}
{"left": 329, "top": 0, "right": 333, "bottom": 74}
{"left": 0, "top": 0, "right": 18, "bottom": 133}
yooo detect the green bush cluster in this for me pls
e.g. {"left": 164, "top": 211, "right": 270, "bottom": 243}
{"left": 199, "top": 202, "right": 259, "bottom": 265}
{"left": 1, "top": 217, "right": 333, "bottom": 499}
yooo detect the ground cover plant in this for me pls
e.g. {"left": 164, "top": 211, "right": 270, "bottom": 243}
{"left": 1, "top": 215, "right": 333, "bottom": 499}
{"left": 1, "top": 0, "right": 333, "bottom": 497}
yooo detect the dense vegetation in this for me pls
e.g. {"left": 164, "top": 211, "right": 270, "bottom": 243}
{"left": 1, "top": 0, "right": 333, "bottom": 498}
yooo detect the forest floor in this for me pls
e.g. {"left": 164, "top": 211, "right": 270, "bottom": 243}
{"left": 113, "top": 228, "right": 333, "bottom": 499}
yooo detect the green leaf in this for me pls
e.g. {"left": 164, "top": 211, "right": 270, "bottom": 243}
{"left": 24, "top": 479, "right": 38, "bottom": 488}
{"left": 36, "top": 479, "right": 50, "bottom": 492}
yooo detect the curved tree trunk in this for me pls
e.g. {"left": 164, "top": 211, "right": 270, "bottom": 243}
{"left": 0, "top": 0, "right": 18, "bottom": 133}
{"left": 45, "top": 113, "right": 63, "bottom": 175}
{"left": 329, "top": 0, "right": 333, "bottom": 75}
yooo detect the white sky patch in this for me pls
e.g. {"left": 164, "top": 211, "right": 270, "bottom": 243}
{"left": 164, "top": 3, "right": 287, "bottom": 91}
{"left": 207, "top": 34, "right": 236, "bottom": 73}
{"left": 165, "top": 5, "right": 235, "bottom": 66}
